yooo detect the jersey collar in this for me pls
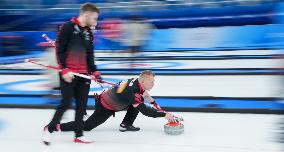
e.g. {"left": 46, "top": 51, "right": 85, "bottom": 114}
{"left": 137, "top": 80, "right": 145, "bottom": 94}
{"left": 71, "top": 17, "right": 90, "bottom": 30}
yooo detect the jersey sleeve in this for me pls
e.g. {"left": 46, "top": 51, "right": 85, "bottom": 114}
{"left": 56, "top": 22, "right": 73, "bottom": 69}
{"left": 132, "top": 93, "right": 143, "bottom": 104}
{"left": 136, "top": 103, "right": 166, "bottom": 118}
{"left": 86, "top": 31, "right": 97, "bottom": 73}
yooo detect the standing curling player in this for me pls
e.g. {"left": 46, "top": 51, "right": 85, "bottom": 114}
{"left": 42, "top": 3, "right": 102, "bottom": 145}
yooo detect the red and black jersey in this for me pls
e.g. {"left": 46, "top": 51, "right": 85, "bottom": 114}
{"left": 56, "top": 17, "right": 97, "bottom": 74}
{"left": 100, "top": 78, "right": 145, "bottom": 111}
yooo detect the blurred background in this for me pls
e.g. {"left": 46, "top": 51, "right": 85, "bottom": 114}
{"left": 0, "top": 0, "right": 284, "bottom": 149}
{"left": 1, "top": 0, "right": 284, "bottom": 112}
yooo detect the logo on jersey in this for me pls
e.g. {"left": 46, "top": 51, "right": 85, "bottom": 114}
{"left": 116, "top": 80, "right": 128, "bottom": 93}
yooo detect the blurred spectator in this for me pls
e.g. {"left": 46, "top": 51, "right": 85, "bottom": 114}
{"left": 99, "top": 18, "right": 123, "bottom": 51}
{"left": 121, "top": 15, "right": 154, "bottom": 67}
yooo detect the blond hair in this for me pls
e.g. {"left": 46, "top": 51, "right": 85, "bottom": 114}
{"left": 139, "top": 70, "right": 155, "bottom": 81}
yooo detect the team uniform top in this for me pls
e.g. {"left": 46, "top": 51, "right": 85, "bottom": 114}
{"left": 100, "top": 78, "right": 145, "bottom": 111}
{"left": 56, "top": 17, "right": 97, "bottom": 74}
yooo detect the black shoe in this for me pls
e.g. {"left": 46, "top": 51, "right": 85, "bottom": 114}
{"left": 119, "top": 124, "right": 140, "bottom": 132}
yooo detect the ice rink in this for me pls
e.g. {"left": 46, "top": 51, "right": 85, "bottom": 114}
{"left": 0, "top": 108, "right": 282, "bottom": 152}
{"left": 1, "top": 1, "right": 284, "bottom": 152}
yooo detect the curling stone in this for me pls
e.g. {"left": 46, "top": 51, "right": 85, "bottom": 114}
{"left": 164, "top": 122, "right": 184, "bottom": 135}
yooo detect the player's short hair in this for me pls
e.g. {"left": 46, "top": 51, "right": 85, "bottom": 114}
{"left": 139, "top": 70, "right": 155, "bottom": 79}
{"left": 80, "top": 3, "right": 100, "bottom": 14}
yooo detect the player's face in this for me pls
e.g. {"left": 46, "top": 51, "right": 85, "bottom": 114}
{"left": 86, "top": 12, "right": 99, "bottom": 28}
{"left": 143, "top": 75, "right": 155, "bottom": 91}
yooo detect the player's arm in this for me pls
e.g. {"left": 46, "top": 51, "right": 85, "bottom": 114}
{"left": 142, "top": 90, "right": 163, "bottom": 110}
{"left": 56, "top": 23, "right": 72, "bottom": 69}
{"left": 132, "top": 93, "right": 174, "bottom": 120}
{"left": 86, "top": 32, "right": 97, "bottom": 73}
{"left": 133, "top": 102, "right": 175, "bottom": 122}
{"left": 131, "top": 92, "right": 163, "bottom": 117}
{"left": 142, "top": 90, "right": 155, "bottom": 103}
{"left": 136, "top": 91, "right": 176, "bottom": 121}
{"left": 135, "top": 103, "right": 166, "bottom": 118}
{"left": 56, "top": 23, "right": 74, "bottom": 82}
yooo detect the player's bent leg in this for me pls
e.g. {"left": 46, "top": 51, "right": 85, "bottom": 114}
{"left": 120, "top": 105, "right": 140, "bottom": 132}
